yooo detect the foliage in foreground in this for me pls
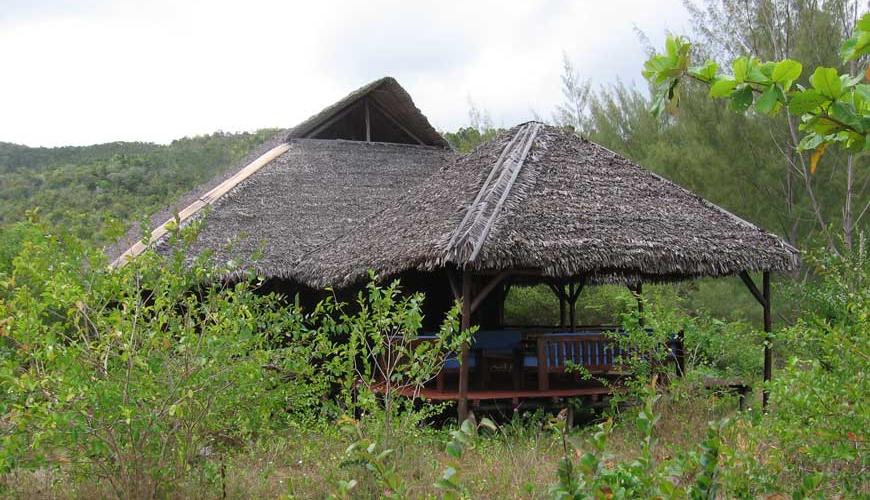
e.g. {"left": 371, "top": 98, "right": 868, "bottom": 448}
{"left": 0, "top": 220, "right": 867, "bottom": 498}
{"left": 0, "top": 219, "right": 465, "bottom": 497}
{"left": 644, "top": 12, "right": 869, "bottom": 157}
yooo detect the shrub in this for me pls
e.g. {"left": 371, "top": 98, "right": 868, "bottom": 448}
{"left": 0, "top": 220, "right": 316, "bottom": 496}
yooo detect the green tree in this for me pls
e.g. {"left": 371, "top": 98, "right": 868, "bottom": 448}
{"left": 643, "top": 3, "right": 868, "bottom": 252}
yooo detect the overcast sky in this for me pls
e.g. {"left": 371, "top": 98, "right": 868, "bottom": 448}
{"left": 0, "top": 0, "right": 690, "bottom": 147}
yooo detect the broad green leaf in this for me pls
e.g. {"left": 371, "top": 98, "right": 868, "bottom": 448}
{"left": 829, "top": 102, "right": 864, "bottom": 132}
{"left": 755, "top": 85, "right": 782, "bottom": 115}
{"left": 797, "top": 132, "right": 825, "bottom": 152}
{"left": 732, "top": 57, "right": 749, "bottom": 82}
{"left": 710, "top": 78, "right": 737, "bottom": 98}
{"left": 460, "top": 418, "right": 475, "bottom": 435}
{"left": 810, "top": 67, "right": 843, "bottom": 99}
{"left": 788, "top": 90, "right": 827, "bottom": 115}
{"left": 689, "top": 60, "right": 718, "bottom": 82}
{"left": 807, "top": 116, "right": 844, "bottom": 135}
{"left": 758, "top": 61, "right": 776, "bottom": 79}
{"left": 809, "top": 116, "right": 843, "bottom": 135}
{"left": 747, "top": 58, "right": 769, "bottom": 83}
{"left": 729, "top": 86, "right": 754, "bottom": 112}
{"left": 771, "top": 59, "right": 802, "bottom": 88}
{"left": 840, "top": 13, "right": 870, "bottom": 61}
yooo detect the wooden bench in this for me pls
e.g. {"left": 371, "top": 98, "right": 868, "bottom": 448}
{"left": 524, "top": 329, "right": 684, "bottom": 391}
{"left": 525, "top": 332, "right": 626, "bottom": 390}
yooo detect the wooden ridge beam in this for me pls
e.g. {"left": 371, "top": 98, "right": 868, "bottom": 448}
{"left": 110, "top": 142, "right": 291, "bottom": 268}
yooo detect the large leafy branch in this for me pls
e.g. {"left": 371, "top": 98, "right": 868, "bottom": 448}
{"left": 643, "top": 12, "right": 869, "bottom": 172}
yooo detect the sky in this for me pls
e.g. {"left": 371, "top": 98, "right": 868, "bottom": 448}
{"left": 0, "top": 0, "right": 691, "bottom": 147}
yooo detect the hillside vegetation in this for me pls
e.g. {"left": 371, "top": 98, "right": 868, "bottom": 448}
{"left": 0, "top": 130, "right": 280, "bottom": 244}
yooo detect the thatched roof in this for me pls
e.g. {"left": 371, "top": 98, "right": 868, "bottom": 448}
{"left": 295, "top": 123, "right": 800, "bottom": 288}
{"left": 156, "top": 139, "right": 450, "bottom": 278}
{"left": 108, "top": 77, "right": 451, "bottom": 270}
{"left": 286, "top": 77, "right": 449, "bottom": 148}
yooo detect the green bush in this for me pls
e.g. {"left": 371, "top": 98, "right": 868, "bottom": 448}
{"left": 0, "top": 220, "right": 315, "bottom": 496}
{"left": 0, "top": 219, "right": 470, "bottom": 497}
{"left": 723, "top": 245, "right": 869, "bottom": 495}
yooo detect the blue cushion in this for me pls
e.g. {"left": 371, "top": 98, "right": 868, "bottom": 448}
{"left": 444, "top": 355, "right": 477, "bottom": 370}
{"left": 472, "top": 330, "right": 522, "bottom": 350}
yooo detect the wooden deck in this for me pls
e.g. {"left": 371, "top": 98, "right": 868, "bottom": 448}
{"left": 382, "top": 384, "right": 614, "bottom": 402}
{"left": 419, "top": 386, "right": 612, "bottom": 401}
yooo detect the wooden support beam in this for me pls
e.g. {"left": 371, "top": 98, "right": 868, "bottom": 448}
{"left": 458, "top": 272, "right": 472, "bottom": 422}
{"left": 569, "top": 277, "right": 586, "bottom": 303}
{"left": 364, "top": 98, "right": 371, "bottom": 142}
{"left": 741, "top": 270, "right": 773, "bottom": 409}
{"left": 762, "top": 271, "right": 772, "bottom": 409}
{"left": 547, "top": 280, "right": 568, "bottom": 328}
{"left": 368, "top": 98, "right": 426, "bottom": 145}
{"left": 304, "top": 101, "right": 360, "bottom": 139}
{"left": 567, "top": 278, "right": 585, "bottom": 332}
{"left": 739, "top": 271, "right": 767, "bottom": 308}
{"left": 469, "top": 270, "right": 509, "bottom": 314}
{"left": 628, "top": 282, "right": 644, "bottom": 326}
{"left": 569, "top": 283, "right": 576, "bottom": 332}
{"left": 547, "top": 282, "right": 562, "bottom": 299}
{"left": 447, "top": 269, "right": 461, "bottom": 302}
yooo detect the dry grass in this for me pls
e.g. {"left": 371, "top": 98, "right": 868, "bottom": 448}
{"left": 0, "top": 392, "right": 743, "bottom": 499}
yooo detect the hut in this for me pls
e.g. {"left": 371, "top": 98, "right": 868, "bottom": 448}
{"left": 111, "top": 78, "right": 800, "bottom": 420}
{"left": 293, "top": 121, "right": 799, "bottom": 419}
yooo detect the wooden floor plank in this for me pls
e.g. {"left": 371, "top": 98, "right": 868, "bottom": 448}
{"left": 381, "top": 385, "right": 613, "bottom": 401}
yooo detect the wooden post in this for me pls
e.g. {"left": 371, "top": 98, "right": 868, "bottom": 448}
{"left": 364, "top": 98, "right": 371, "bottom": 142}
{"left": 675, "top": 329, "right": 686, "bottom": 377}
{"left": 559, "top": 285, "right": 567, "bottom": 328}
{"left": 497, "top": 283, "right": 505, "bottom": 328}
{"left": 739, "top": 271, "right": 774, "bottom": 410}
{"left": 762, "top": 271, "right": 772, "bottom": 408}
{"left": 569, "top": 283, "right": 576, "bottom": 332}
{"left": 537, "top": 336, "right": 548, "bottom": 391}
{"left": 458, "top": 271, "right": 472, "bottom": 422}
{"left": 634, "top": 282, "right": 644, "bottom": 326}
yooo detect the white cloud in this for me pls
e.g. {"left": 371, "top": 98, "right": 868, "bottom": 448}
{"left": 0, "top": 0, "right": 689, "bottom": 146}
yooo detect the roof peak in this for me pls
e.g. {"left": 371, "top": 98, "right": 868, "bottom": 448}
{"left": 286, "top": 77, "right": 449, "bottom": 148}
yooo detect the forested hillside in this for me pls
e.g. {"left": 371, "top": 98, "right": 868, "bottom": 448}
{"left": 0, "top": 130, "right": 280, "bottom": 244}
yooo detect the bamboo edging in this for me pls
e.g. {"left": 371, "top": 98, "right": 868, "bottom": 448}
{"left": 110, "top": 142, "right": 292, "bottom": 269}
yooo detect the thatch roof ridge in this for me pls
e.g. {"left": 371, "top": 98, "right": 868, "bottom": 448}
{"left": 294, "top": 123, "right": 800, "bottom": 288}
